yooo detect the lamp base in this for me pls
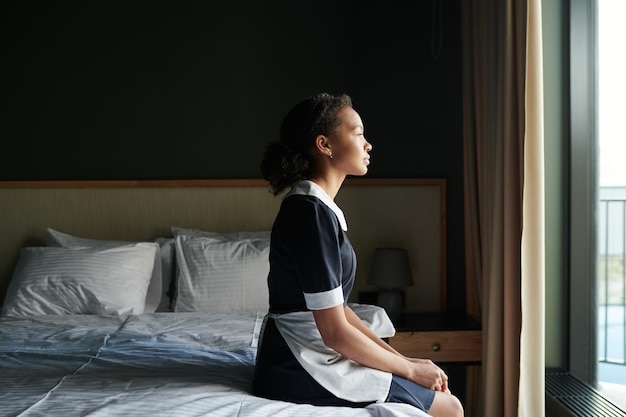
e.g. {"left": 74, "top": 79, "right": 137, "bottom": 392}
{"left": 376, "top": 289, "right": 404, "bottom": 321}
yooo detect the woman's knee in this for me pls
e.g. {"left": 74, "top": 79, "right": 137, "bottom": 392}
{"left": 428, "top": 392, "right": 464, "bottom": 417}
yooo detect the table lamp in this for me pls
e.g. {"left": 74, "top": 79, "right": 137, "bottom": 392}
{"left": 367, "top": 247, "right": 414, "bottom": 320}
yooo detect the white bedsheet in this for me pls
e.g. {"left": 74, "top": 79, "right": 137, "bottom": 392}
{"left": 0, "top": 312, "right": 430, "bottom": 417}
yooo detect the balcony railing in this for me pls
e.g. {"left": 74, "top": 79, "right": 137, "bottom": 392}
{"left": 598, "top": 189, "right": 626, "bottom": 369}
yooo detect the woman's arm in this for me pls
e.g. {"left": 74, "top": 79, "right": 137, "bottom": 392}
{"left": 343, "top": 306, "right": 403, "bottom": 354}
{"left": 343, "top": 306, "right": 450, "bottom": 392}
{"left": 344, "top": 307, "right": 446, "bottom": 370}
{"left": 312, "top": 305, "right": 449, "bottom": 392}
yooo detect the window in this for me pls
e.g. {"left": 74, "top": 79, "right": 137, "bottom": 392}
{"left": 568, "top": 0, "right": 626, "bottom": 409}
{"left": 596, "top": 0, "right": 626, "bottom": 406}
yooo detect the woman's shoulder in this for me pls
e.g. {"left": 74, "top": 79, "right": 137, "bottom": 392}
{"left": 282, "top": 193, "right": 321, "bottom": 205}
{"left": 279, "top": 194, "right": 338, "bottom": 224}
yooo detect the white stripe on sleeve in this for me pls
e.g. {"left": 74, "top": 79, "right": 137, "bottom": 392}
{"left": 303, "top": 286, "right": 344, "bottom": 310}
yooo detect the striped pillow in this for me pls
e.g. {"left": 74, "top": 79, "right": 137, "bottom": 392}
{"left": 45, "top": 228, "right": 166, "bottom": 313}
{"left": 1, "top": 243, "right": 158, "bottom": 316}
{"left": 174, "top": 235, "right": 269, "bottom": 313}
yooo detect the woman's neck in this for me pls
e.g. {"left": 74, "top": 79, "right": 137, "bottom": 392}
{"left": 307, "top": 174, "right": 345, "bottom": 200}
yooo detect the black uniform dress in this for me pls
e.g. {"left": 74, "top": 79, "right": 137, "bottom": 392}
{"left": 252, "top": 186, "right": 371, "bottom": 406}
{"left": 252, "top": 181, "right": 435, "bottom": 411}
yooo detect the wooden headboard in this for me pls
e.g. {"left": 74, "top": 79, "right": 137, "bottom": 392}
{"left": 0, "top": 178, "right": 446, "bottom": 312}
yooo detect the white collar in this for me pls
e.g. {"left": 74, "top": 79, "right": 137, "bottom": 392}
{"left": 284, "top": 180, "right": 348, "bottom": 231}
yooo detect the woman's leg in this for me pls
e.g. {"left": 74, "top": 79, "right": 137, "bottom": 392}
{"left": 428, "top": 390, "right": 464, "bottom": 417}
{"left": 387, "top": 376, "right": 464, "bottom": 417}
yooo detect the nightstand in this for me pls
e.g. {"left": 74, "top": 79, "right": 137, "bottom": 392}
{"left": 388, "top": 312, "right": 482, "bottom": 363}
{"left": 388, "top": 312, "right": 482, "bottom": 411}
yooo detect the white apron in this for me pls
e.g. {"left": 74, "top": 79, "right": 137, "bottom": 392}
{"left": 268, "top": 304, "right": 395, "bottom": 403}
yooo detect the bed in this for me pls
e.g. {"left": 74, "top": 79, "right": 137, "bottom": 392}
{"left": 0, "top": 179, "right": 445, "bottom": 417}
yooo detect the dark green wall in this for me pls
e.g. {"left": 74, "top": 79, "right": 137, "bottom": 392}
{"left": 0, "top": 0, "right": 465, "bottom": 312}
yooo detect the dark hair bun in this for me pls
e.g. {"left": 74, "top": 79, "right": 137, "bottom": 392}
{"left": 260, "top": 141, "right": 310, "bottom": 195}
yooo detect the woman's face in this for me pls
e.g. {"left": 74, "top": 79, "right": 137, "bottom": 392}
{"left": 328, "top": 107, "right": 373, "bottom": 176}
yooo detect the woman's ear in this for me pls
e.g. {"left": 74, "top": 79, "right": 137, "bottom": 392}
{"left": 315, "top": 135, "right": 333, "bottom": 158}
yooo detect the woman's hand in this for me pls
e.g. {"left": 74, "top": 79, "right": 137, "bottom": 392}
{"left": 406, "top": 359, "right": 449, "bottom": 392}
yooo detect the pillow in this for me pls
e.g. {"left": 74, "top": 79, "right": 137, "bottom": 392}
{"left": 154, "top": 237, "right": 175, "bottom": 311}
{"left": 45, "top": 228, "right": 167, "bottom": 313}
{"left": 171, "top": 226, "right": 271, "bottom": 241}
{"left": 174, "top": 234, "right": 270, "bottom": 313}
{"left": 1, "top": 243, "right": 158, "bottom": 317}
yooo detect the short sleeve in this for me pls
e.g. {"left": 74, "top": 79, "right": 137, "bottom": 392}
{"left": 280, "top": 197, "right": 344, "bottom": 310}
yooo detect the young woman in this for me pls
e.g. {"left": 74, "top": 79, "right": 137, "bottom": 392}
{"left": 253, "top": 93, "right": 464, "bottom": 417}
